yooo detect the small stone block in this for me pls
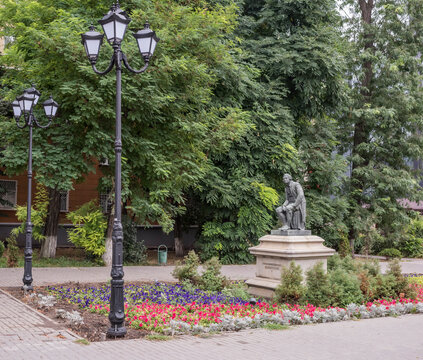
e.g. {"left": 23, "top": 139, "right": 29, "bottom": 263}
{"left": 270, "top": 229, "right": 312, "bottom": 236}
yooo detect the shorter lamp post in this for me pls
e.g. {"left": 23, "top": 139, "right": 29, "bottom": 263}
{"left": 11, "top": 86, "right": 59, "bottom": 291}
{"left": 81, "top": 1, "right": 159, "bottom": 337}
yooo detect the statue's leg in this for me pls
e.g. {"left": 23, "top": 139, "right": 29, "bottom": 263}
{"left": 276, "top": 206, "right": 289, "bottom": 230}
{"left": 285, "top": 209, "right": 293, "bottom": 229}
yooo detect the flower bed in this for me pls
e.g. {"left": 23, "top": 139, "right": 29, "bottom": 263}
{"left": 47, "top": 282, "right": 423, "bottom": 335}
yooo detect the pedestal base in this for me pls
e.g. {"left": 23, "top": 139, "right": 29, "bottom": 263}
{"left": 246, "top": 232, "right": 335, "bottom": 299}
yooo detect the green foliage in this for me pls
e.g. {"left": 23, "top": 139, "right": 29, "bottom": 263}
{"left": 11, "top": 185, "right": 49, "bottom": 243}
{"left": 172, "top": 251, "right": 229, "bottom": 292}
{"left": 304, "top": 262, "right": 332, "bottom": 308}
{"left": 122, "top": 215, "right": 146, "bottom": 264}
{"left": 196, "top": 180, "right": 281, "bottom": 264}
{"left": 274, "top": 262, "right": 305, "bottom": 304}
{"left": 327, "top": 254, "right": 356, "bottom": 273}
{"left": 197, "top": 221, "right": 255, "bottom": 264}
{"left": 6, "top": 234, "right": 19, "bottom": 268}
{"left": 198, "top": 257, "right": 227, "bottom": 292}
{"left": 386, "top": 259, "right": 417, "bottom": 299}
{"left": 378, "top": 248, "right": 402, "bottom": 259}
{"left": 338, "top": 235, "right": 352, "bottom": 258}
{"left": 339, "top": 0, "right": 423, "bottom": 250}
{"left": 328, "top": 268, "right": 364, "bottom": 307}
{"left": 66, "top": 201, "right": 107, "bottom": 259}
{"left": 0, "top": 241, "right": 5, "bottom": 258}
{"left": 172, "top": 250, "right": 201, "bottom": 284}
{"left": 221, "top": 281, "right": 250, "bottom": 301}
{"left": 399, "top": 216, "right": 423, "bottom": 258}
{"left": 0, "top": 0, "right": 249, "bottom": 239}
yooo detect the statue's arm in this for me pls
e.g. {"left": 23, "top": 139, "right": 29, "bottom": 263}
{"left": 293, "top": 183, "right": 305, "bottom": 208}
{"left": 282, "top": 188, "right": 289, "bottom": 207}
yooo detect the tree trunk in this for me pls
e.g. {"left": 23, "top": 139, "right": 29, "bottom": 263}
{"left": 174, "top": 216, "right": 184, "bottom": 257}
{"left": 40, "top": 188, "right": 61, "bottom": 258}
{"left": 102, "top": 205, "right": 114, "bottom": 266}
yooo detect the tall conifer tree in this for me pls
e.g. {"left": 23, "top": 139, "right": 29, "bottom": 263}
{"left": 339, "top": 0, "right": 423, "bottom": 253}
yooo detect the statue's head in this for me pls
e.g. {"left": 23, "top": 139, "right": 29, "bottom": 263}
{"left": 283, "top": 174, "right": 292, "bottom": 184}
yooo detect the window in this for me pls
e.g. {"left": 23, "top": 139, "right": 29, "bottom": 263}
{"left": 0, "top": 180, "right": 17, "bottom": 210}
{"left": 99, "top": 188, "right": 113, "bottom": 214}
{"left": 59, "top": 191, "right": 69, "bottom": 212}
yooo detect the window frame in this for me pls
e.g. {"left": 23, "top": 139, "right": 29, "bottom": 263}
{"left": 59, "top": 190, "right": 69, "bottom": 213}
{"left": 0, "top": 179, "right": 17, "bottom": 210}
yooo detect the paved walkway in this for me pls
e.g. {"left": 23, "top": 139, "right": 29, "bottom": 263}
{"left": 0, "top": 260, "right": 423, "bottom": 360}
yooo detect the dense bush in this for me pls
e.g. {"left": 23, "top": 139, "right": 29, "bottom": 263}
{"left": 6, "top": 234, "right": 19, "bottom": 267}
{"left": 387, "top": 259, "right": 417, "bottom": 299}
{"left": 172, "top": 250, "right": 201, "bottom": 284}
{"left": 275, "top": 256, "right": 414, "bottom": 307}
{"left": 274, "top": 262, "right": 305, "bottom": 304}
{"left": 328, "top": 268, "right": 364, "bottom": 307}
{"left": 399, "top": 217, "right": 423, "bottom": 258}
{"left": 66, "top": 201, "right": 107, "bottom": 260}
{"left": 122, "top": 216, "right": 147, "bottom": 264}
{"left": 378, "top": 248, "right": 402, "bottom": 258}
{"left": 0, "top": 241, "right": 4, "bottom": 258}
{"left": 304, "top": 262, "right": 332, "bottom": 308}
{"left": 172, "top": 251, "right": 248, "bottom": 297}
{"left": 198, "top": 257, "right": 227, "bottom": 292}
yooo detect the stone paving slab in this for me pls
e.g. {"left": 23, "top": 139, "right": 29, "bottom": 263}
{"left": 0, "top": 259, "right": 421, "bottom": 288}
{"left": 0, "top": 314, "right": 422, "bottom": 360}
{"left": 0, "top": 289, "right": 80, "bottom": 348}
{"left": 0, "top": 265, "right": 257, "bottom": 287}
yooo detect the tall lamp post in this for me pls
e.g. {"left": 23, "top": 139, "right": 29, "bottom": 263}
{"left": 81, "top": 1, "right": 159, "bottom": 337}
{"left": 11, "top": 86, "right": 59, "bottom": 291}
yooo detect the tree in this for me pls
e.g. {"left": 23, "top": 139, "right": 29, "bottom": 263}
{"left": 0, "top": 0, "right": 249, "bottom": 257}
{"left": 192, "top": 0, "right": 349, "bottom": 263}
{"left": 339, "top": 0, "right": 423, "bottom": 253}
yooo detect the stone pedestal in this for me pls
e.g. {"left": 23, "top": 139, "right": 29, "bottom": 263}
{"left": 246, "top": 230, "right": 335, "bottom": 298}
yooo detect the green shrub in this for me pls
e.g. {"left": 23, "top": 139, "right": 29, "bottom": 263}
{"left": 122, "top": 215, "right": 146, "bottom": 264}
{"left": 274, "top": 261, "right": 305, "bottom": 304}
{"left": 6, "top": 234, "right": 19, "bottom": 268}
{"left": 327, "top": 254, "right": 356, "bottom": 272}
{"left": 12, "top": 185, "right": 49, "bottom": 243}
{"left": 172, "top": 250, "right": 201, "bottom": 284}
{"left": 304, "top": 262, "right": 332, "bottom": 307}
{"left": 399, "top": 216, "right": 423, "bottom": 257}
{"left": 198, "top": 257, "right": 227, "bottom": 292}
{"left": 0, "top": 241, "right": 5, "bottom": 258}
{"left": 221, "top": 281, "right": 250, "bottom": 301}
{"left": 378, "top": 248, "right": 402, "bottom": 258}
{"left": 370, "top": 273, "right": 397, "bottom": 299}
{"left": 66, "top": 201, "right": 107, "bottom": 260}
{"left": 386, "top": 259, "right": 417, "bottom": 298}
{"left": 338, "top": 236, "right": 352, "bottom": 258}
{"left": 328, "top": 268, "right": 364, "bottom": 307}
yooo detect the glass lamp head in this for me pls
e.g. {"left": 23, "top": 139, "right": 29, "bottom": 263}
{"left": 133, "top": 21, "right": 160, "bottom": 61}
{"left": 98, "top": 3, "right": 131, "bottom": 45}
{"left": 12, "top": 99, "right": 22, "bottom": 119}
{"left": 42, "top": 96, "right": 59, "bottom": 119}
{"left": 24, "top": 85, "right": 41, "bottom": 105}
{"left": 17, "top": 93, "right": 35, "bottom": 113}
{"left": 81, "top": 25, "right": 104, "bottom": 63}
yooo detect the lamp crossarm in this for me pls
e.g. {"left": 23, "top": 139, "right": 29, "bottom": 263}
{"left": 33, "top": 115, "right": 52, "bottom": 129}
{"left": 91, "top": 55, "right": 116, "bottom": 76}
{"left": 15, "top": 115, "right": 28, "bottom": 129}
{"left": 122, "top": 53, "right": 149, "bottom": 74}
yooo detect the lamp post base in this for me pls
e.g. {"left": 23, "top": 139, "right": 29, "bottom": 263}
{"left": 22, "top": 284, "right": 33, "bottom": 292}
{"left": 106, "top": 325, "right": 127, "bottom": 338}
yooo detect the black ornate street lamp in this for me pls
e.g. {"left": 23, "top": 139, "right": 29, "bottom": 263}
{"left": 11, "top": 85, "right": 59, "bottom": 291}
{"left": 81, "top": 1, "right": 159, "bottom": 337}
